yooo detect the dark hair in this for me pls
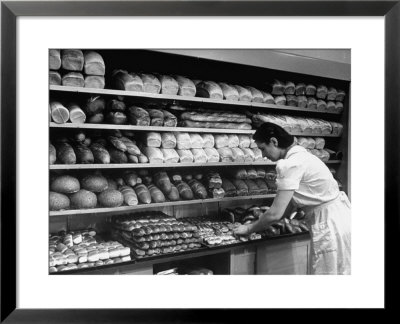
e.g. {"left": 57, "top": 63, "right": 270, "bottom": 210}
{"left": 253, "top": 122, "right": 294, "bottom": 148}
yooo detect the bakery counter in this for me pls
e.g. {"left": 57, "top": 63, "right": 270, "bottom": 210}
{"left": 50, "top": 232, "right": 310, "bottom": 275}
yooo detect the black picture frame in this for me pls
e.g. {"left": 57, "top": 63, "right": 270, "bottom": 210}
{"left": 1, "top": 0, "right": 398, "bottom": 322}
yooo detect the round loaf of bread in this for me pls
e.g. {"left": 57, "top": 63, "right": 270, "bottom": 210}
{"left": 49, "top": 191, "right": 70, "bottom": 211}
{"left": 81, "top": 174, "right": 108, "bottom": 193}
{"left": 51, "top": 175, "right": 80, "bottom": 194}
{"left": 98, "top": 189, "right": 123, "bottom": 207}
{"left": 70, "top": 189, "right": 97, "bottom": 209}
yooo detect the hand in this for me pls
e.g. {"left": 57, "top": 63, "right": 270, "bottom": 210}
{"left": 233, "top": 224, "right": 251, "bottom": 236}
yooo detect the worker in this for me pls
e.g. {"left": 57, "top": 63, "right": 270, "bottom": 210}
{"left": 233, "top": 122, "right": 351, "bottom": 275}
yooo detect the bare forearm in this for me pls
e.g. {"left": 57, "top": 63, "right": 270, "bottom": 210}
{"left": 247, "top": 211, "right": 281, "bottom": 234}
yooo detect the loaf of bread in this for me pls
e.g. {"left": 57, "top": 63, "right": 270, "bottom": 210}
{"left": 209, "top": 188, "right": 225, "bottom": 199}
{"left": 254, "top": 179, "right": 269, "bottom": 194}
{"left": 127, "top": 106, "right": 150, "bottom": 126}
{"left": 81, "top": 174, "right": 108, "bottom": 192}
{"left": 49, "top": 49, "right": 61, "bottom": 70}
{"left": 316, "top": 85, "right": 328, "bottom": 99}
{"left": 87, "top": 113, "right": 104, "bottom": 124}
{"left": 158, "top": 75, "right": 179, "bottom": 95}
{"left": 108, "top": 136, "right": 127, "bottom": 152}
{"left": 74, "top": 144, "right": 94, "bottom": 164}
{"left": 201, "top": 134, "right": 214, "bottom": 148}
{"left": 175, "top": 132, "right": 191, "bottom": 150}
{"left": 274, "top": 95, "right": 286, "bottom": 106}
{"left": 175, "top": 75, "right": 196, "bottom": 97}
{"left": 142, "top": 147, "right": 164, "bottom": 164}
{"left": 120, "top": 137, "right": 141, "bottom": 155}
{"left": 218, "top": 83, "right": 239, "bottom": 101}
{"left": 187, "top": 179, "right": 208, "bottom": 199}
{"left": 123, "top": 171, "right": 138, "bottom": 187}
{"left": 231, "top": 179, "right": 248, "bottom": 196}
{"left": 307, "top": 97, "right": 317, "bottom": 109}
{"left": 217, "top": 147, "right": 233, "bottom": 162}
{"left": 49, "top": 143, "right": 56, "bottom": 164}
{"left": 98, "top": 189, "right": 123, "bottom": 207}
{"left": 167, "top": 184, "right": 180, "bottom": 201}
{"left": 107, "top": 99, "right": 125, "bottom": 112}
{"left": 160, "top": 133, "right": 176, "bottom": 149}
{"left": 327, "top": 87, "right": 337, "bottom": 101}
{"left": 70, "top": 189, "right": 97, "bottom": 209}
{"left": 314, "top": 137, "right": 325, "bottom": 150}
{"left": 244, "top": 179, "right": 259, "bottom": 195}
{"left": 233, "top": 85, "right": 252, "bottom": 102}
{"left": 306, "top": 84, "right": 316, "bottom": 96}
{"left": 138, "top": 154, "right": 149, "bottom": 163}
{"left": 284, "top": 81, "right": 295, "bottom": 95}
{"left": 237, "top": 135, "right": 250, "bottom": 148}
{"left": 179, "top": 120, "right": 252, "bottom": 130}
{"left": 330, "top": 122, "right": 344, "bottom": 135}
{"left": 177, "top": 149, "right": 194, "bottom": 163}
{"left": 241, "top": 148, "right": 255, "bottom": 162}
{"left": 335, "top": 102, "right": 344, "bottom": 113}
{"left": 49, "top": 71, "right": 61, "bottom": 85}
{"left": 246, "top": 168, "right": 258, "bottom": 179}
{"left": 196, "top": 81, "right": 223, "bottom": 100}
{"left": 246, "top": 86, "right": 263, "bottom": 103}
{"left": 316, "top": 100, "right": 327, "bottom": 111}
{"left": 336, "top": 90, "right": 346, "bottom": 102}
{"left": 56, "top": 142, "right": 76, "bottom": 164}
{"left": 252, "top": 148, "right": 263, "bottom": 161}
{"left": 83, "top": 51, "right": 105, "bottom": 76}
{"left": 90, "top": 143, "right": 111, "bottom": 164}
{"left": 297, "top": 137, "right": 308, "bottom": 148}
{"left": 148, "top": 184, "right": 166, "bottom": 203}
{"left": 221, "top": 178, "right": 236, "bottom": 197}
{"left": 66, "top": 103, "right": 86, "bottom": 124}
{"left": 214, "top": 134, "right": 229, "bottom": 149}
{"left": 134, "top": 184, "right": 152, "bottom": 204}
{"left": 50, "top": 101, "right": 70, "bottom": 124}
{"left": 286, "top": 95, "right": 298, "bottom": 107}
{"left": 206, "top": 172, "right": 222, "bottom": 189}
{"left": 127, "top": 154, "right": 139, "bottom": 163}
{"left": 189, "top": 133, "right": 204, "bottom": 149}
{"left": 227, "top": 135, "right": 239, "bottom": 148}
{"left": 180, "top": 111, "right": 251, "bottom": 123}
{"left": 112, "top": 70, "right": 143, "bottom": 92}
{"left": 84, "top": 75, "right": 105, "bottom": 89}
{"left": 231, "top": 147, "right": 245, "bottom": 162}
{"left": 191, "top": 149, "right": 208, "bottom": 163}
{"left": 255, "top": 168, "right": 266, "bottom": 178}
{"left": 147, "top": 109, "right": 164, "bottom": 126}
{"left": 270, "top": 80, "right": 285, "bottom": 95}
{"left": 204, "top": 147, "right": 220, "bottom": 162}
{"left": 295, "top": 83, "right": 306, "bottom": 96}
{"left": 161, "top": 110, "right": 177, "bottom": 127}
{"left": 326, "top": 101, "right": 336, "bottom": 112}
{"left": 85, "top": 96, "right": 106, "bottom": 116}
{"left": 62, "top": 72, "right": 84, "bottom": 87}
{"left": 161, "top": 148, "right": 180, "bottom": 163}
{"left": 108, "top": 146, "right": 128, "bottom": 163}
{"left": 175, "top": 181, "right": 194, "bottom": 200}
{"left": 261, "top": 91, "right": 275, "bottom": 104}
{"left": 145, "top": 132, "right": 162, "bottom": 147}
{"left": 140, "top": 73, "right": 161, "bottom": 94}
{"left": 61, "top": 49, "right": 84, "bottom": 71}
{"left": 297, "top": 96, "right": 307, "bottom": 108}
{"left": 49, "top": 191, "right": 70, "bottom": 211}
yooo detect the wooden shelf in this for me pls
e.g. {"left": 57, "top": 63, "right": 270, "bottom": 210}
{"left": 49, "top": 85, "right": 341, "bottom": 115}
{"left": 49, "top": 194, "right": 276, "bottom": 217}
{"left": 49, "top": 160, "right": 341, "bottom": 170}
{"left": 49, "top": 123, "right": 341, "bottom": 138}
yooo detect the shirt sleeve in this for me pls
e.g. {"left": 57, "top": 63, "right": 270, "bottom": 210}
{"left": 276, "top": 159, "right": 304, "bottom": 190}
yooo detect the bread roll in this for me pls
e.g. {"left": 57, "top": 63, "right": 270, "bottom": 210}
{"left": 201, "top": 134, "right": 214, "bottom": 148}
{"left": 127, "top": 106, "right": 150, "bottom": 126}
{"left": 70, "top": 189, "right": 97, "bottom": 209}
{"left": 112, "top": 70, "right": 143, "bottom": 92}
{"left": 84, "top": 75, "right": 105, "bottom": 89}
{"left": 49, "top": 191, "right": 70, "bottom": 211}
{"left": 61, "top": 49, "right": 84, "bottom": 71}
{"left": 307, "top": 97, "right": 317, "bottom": 109}
{"left": 148, "top": 184, "right": 166, "bottom": 203}
{"left": 227, "top": 135, "right": 239, "bottom": 148}
{"left": 177, "top": 149, "right": 194, "bottom": 163}
{"left": 160, "top": 133, "right": 177, "bottom": 149}
{"left": 148, "top": 109, "right": 164, "bottom": 126}
{"left": 191, "top": 148, "right": 208, "bottom": 163}
{"left": 231, "top": 147, "right": 245, "bottom": 162}
{"left": 218, "top": 83, "right": 239, "bottom": 101}
{"left": 233, "top": 85, "right": 252, "bottom": 102}
{"left": 161, "top": 110, "right": 177, "bottom": 127}
{"left": 214, "top": 134, "right": 229, "bottom": 149}
{"left": 175, "top": 133, "right": 191, "bottom": 150}
{"left": 261, "top": 91, "right": 275, "bottom": 104}
{"left": 217, "top": 147, "right": 233, "bottom": 162}
{"left": 336, "top": 90, "right": 346, "bottom": 102}
{"left": 49, "top": 49, "right": 61, "bottom": 70}
{"left": 83, "top": 51, "right": 105, "bottom": 75}
{"left": 270, "top": 80, "right": 285, "bottom": 95}
{"left": 196, "top": 81, "right": 223, "bottom": 100}
{"left": 158, "top": 75, "right": 179, "bottom": 95}
{"left": 327, "top": 87, "right": 337, "bottom": 101}
{"left": 145, "top": 132, "right": 162, "bottom": 147}
{"left": 66, "top": 103, "right": 86, "bottom": 124}
{"left": 204, "top": 147, "right": 219, "bottom": 162}
{"left": 286, "top": 95, "right": 298, "bottom": 107}
{"left": 274, "top": 95, "right": 286, "bottom": 106}
{"left": 297, "top": 96, "right": 307, "bottom": 108}
{"left": 295, "top": 83, "right": 306, "bottom": 96}
{"left": 62, "top": 72, "right": 84, "bottom": 87}
{"left": 316, "top": 85, "right": 328, "bottom": 99}
{"left": 189, "top": 133, "right": 204, "bottom": 149}
{"left": 175, "top": 75, "right": 196, "bottom": 97}
{"left": 90, "top": 143, "right": 110, "bottom": 164}
{"left": 142, "top": 147, "right": 164, "bottom": 164}
{"left": 305, "top": 84, "right": 316, "bottom": 96}
{"left": 140, "top": 73, "right": 161, "bottom": 94}
{"left": 50, "top": 101, "right": 69, "bottom": 124}
{"left": 55, "top": 142, "right": 76, "bottom": 164}
{"left": 161, "top": 148, "right": 180, "bottom": 163}
{"left": 49, "top": 71, "right": 61, "bottom": 85}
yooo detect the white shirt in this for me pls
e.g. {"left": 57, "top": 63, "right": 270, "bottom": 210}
{"left": 276, "top": 145, "right": 339, "bottom": 208}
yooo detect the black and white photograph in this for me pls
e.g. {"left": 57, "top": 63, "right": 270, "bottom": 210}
{"left": 48, "top": 49, "right": 351, "bottom": 276}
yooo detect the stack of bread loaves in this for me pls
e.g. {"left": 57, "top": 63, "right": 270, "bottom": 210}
{"left": 49, "top": 50, "right": 106, "bottom": 89}
{"left": 49, "top": 229, "right": 131, "bottom": 273}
